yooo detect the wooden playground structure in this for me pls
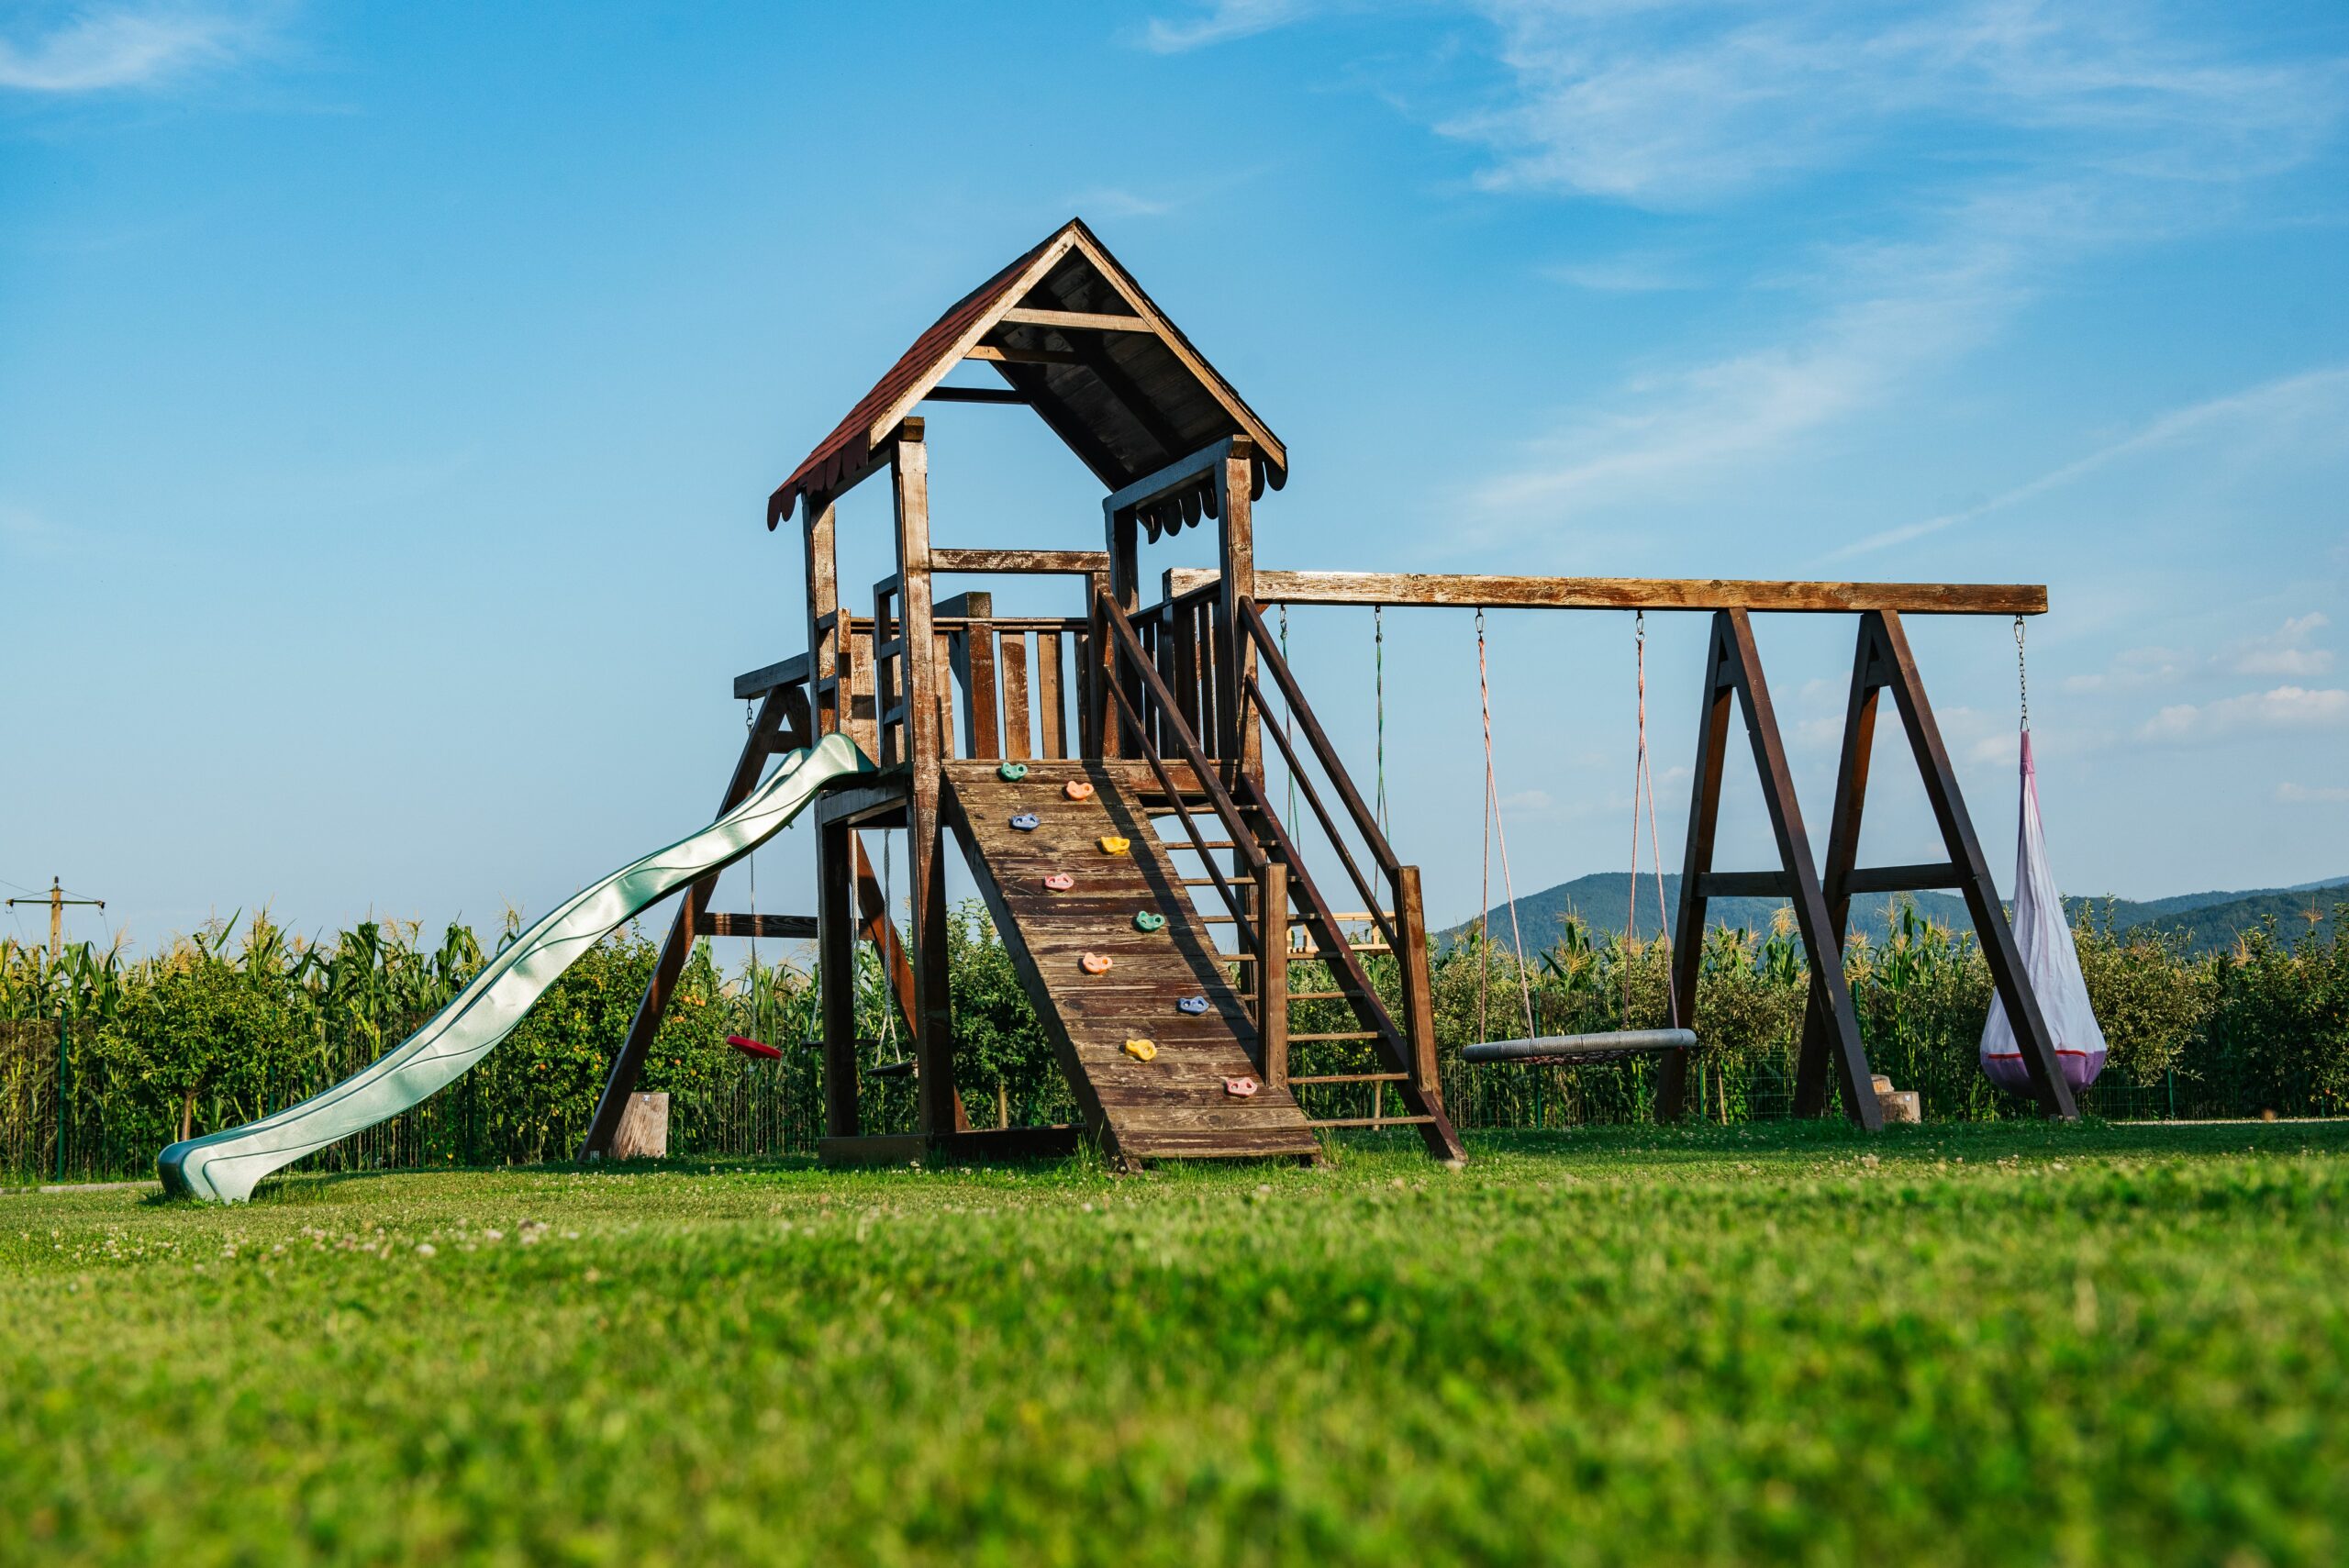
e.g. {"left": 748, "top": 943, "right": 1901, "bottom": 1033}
{"left": 574, "top": 218, "right": 2081, "bottom": 1171}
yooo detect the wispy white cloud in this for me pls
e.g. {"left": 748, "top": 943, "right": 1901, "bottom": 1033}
{"left": 2225, "top": 612, "right": 2334, "bottom": 679}
{"left": 1142, "top": 0, "right": 1315, "bottom": 54}
{"left": 1422, "top": 5, "right": 2349, "bottom": 534}
{"left": 2277, "top": 781, "right": 2349, "bottom": 805}
{"left": 1064, "top": 186, "right": 1182, "bottom": 219}
{"left": 2138, "top": 684, "right": 2349, "bottom": 743}
{"left": 1833, "top": 365, "right": 2349, "bottom": 559}
{"left": 1448, "top": 1, "right": 2346, "bottom": 208}
{"left": 0, "top": 3, "right": 280, "bottom": 93}
{"left": 2063, "top": 644, "right": 2193, "bottom": 695}
{"left": 1541, "top": 251, "right": 1698, "bottom": 292}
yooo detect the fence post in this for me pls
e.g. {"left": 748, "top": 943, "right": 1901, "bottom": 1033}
{"left": 55, "top": 1002, "right": 68, "bottom": 1184}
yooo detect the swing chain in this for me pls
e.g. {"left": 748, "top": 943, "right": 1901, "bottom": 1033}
{"left": 2014, "top": 615, "right": 2029, "bottom": 732}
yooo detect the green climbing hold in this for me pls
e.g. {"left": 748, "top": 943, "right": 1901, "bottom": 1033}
{"left": 997, "top": 762, "right": 1029, "bottom": 782}
{"left": 1133, "top": 911, "right": 1166, "bottom": 933}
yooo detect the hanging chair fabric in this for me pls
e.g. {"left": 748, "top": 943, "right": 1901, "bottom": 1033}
{"left": 1981, "top": 729, "right": 2106, "bottom": 1094}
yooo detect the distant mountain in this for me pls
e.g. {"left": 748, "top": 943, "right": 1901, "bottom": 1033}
{"left": 1441, "top": 873, "right": 2345, "bottom": 958}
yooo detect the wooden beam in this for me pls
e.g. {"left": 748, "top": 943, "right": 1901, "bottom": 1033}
{"left": 1165, "top": 570, "right": 2048, "bottom": 617}
{"left": 1697, "top": 870, "right": 1794, "bottom": 898}
{"left": 692, "top": 913, "right": 817, "bottom": 940}
{"left": 733, "top": 652, "right": 809, "bottom": 702}
{"left": 998, "top": 306, "right": 1150, "bottom": 333}
{"left": 1102, "top": 439, "right": 1233, "bottom": 521}
{"left": 919, "top": 385, "right": 1029, "bottom": 405}
{"left": 930, "top": 548, "right": 1110, "bottom": 576}
{"left": 1843, "top": 862, "right": 1964, "bottom": 895}
{"left": 963, "top": 343, "right": 1084, "bottom": 366}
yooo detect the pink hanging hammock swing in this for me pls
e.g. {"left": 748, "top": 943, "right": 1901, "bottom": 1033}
{"left": 1981, "top": 618, "right": 2106, "bottom": 1095}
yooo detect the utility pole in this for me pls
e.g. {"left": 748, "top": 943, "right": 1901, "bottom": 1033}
{"left": 6, "top": 877, "right": 105, "bottom": 962}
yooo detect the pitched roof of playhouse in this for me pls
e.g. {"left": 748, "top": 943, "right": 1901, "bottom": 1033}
{"left": 767, "top": 218, "right": 1286, "bottom": 534}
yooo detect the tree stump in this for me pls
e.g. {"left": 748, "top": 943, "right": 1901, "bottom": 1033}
{"left": 612, "top": 1092, "right": 670, "bottom": 1160}
{"left": 1869, "top": 1076, "right": 1921, "bottom": 1124}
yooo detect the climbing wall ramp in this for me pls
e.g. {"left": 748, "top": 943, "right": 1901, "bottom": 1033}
{"left": 941, "top": 760, "right": 1319, "bottom": 1166}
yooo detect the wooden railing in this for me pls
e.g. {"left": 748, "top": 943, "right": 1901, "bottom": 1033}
{"left": 1231, "top": 597, "right": 1443, "bottom": 1122}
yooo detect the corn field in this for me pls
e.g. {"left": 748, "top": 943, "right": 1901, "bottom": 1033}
{"left": 4, "top": 898, "right": 2343, "bottom": 1184}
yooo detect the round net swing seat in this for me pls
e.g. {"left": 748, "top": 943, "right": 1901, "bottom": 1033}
{"left": 1464, "top": 1028, "right": 1698, "bottom": 1067}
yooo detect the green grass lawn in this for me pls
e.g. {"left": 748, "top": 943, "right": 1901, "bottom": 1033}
{"left": 4, "top": 1121, "right": 2345, "bottom": 1566}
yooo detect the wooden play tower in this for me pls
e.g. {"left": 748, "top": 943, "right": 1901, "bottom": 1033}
{"left": 576, "top": 218, "right": 2079, "bottom": 1170}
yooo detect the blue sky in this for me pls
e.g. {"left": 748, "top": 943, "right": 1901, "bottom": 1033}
{"left": 4, "top": 0, "right": 2345, "bottom": 954}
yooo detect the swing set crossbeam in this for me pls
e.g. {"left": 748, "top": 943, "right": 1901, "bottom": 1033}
{"left": 1165, "top": 570, "right": 2045, "bottom": 617}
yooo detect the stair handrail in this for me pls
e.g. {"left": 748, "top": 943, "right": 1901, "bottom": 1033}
{"left": 1093, "top": 588, "right": 1267, "bottom": 955}
{"left": 1235, "top": 597, "right": 1404, "bottom": 956}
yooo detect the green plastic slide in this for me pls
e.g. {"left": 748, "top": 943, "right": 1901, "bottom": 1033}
{"left": 159, "top": 734, "right": 871, "bottom": 1203}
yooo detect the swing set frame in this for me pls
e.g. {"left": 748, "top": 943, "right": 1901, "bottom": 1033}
{"left": 1166, "top": 570, "right": 2083, "bottom": 1129}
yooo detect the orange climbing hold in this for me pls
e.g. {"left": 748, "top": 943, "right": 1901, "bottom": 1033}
{"left": 1063, "top": 779, "right": 1096, "bottom": 801}
{"left": 1079, "top": 951, "right": 1113, "bottom": 975}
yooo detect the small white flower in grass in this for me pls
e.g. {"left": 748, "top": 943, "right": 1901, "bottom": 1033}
{"left": 416, "top": 1243, "right": 436, "bottom": 1257}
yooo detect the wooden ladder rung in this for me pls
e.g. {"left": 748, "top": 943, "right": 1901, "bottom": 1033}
{"left": 1289, "top": 1073, "right": 1408, "bottom": 1085}
{"left": 1309, "top": 1116, "right": 1436, "bottom": 1129}
{"left": 1179, "top": 875, "right": 1257, "bottom": 887}
{"left": 1290, "top": 1030, "right": 1380, "bottom": 1042}
{"left": 1288, "top": 990, "right": 1348, "bottom": 1001}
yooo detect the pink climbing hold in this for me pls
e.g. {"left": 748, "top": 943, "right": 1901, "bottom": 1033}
{"left": 1223, "top": 1076, "right": 1258, "bottom": 1097}
{"left": 1042, "top": 873, "right": 1074, "bottom": 892}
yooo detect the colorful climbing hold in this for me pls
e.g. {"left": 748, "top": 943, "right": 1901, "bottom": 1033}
{"left": 1079, "top": 951, "right": 1113, "bottom": 975}
{"left": 1010, "top": 812, "right": 1041, "bottom": 831}
{"left": 1176, "top": 995, "right": 1210, "bottom": 1015}
{"left": 1223, "top": 1076, "right": 1259, "bottom": 1097}
{"left": 1042, "top": 873, "right": 1074, "bottom": 892}
{"left": 997, "top": 762, "right": 1029, "bottom": 782}
{"left": 1097, "top": 835, "right": 1130, "bottom": 855}
{"left": 1132, "top": 911, "right": 1166, "bottom": 933}
{"left": 1123, "top": 1038, "right": 1158, "bottom": 1062}
{"left": 1063, "top": 779, "right": 1096, "bottom": 801}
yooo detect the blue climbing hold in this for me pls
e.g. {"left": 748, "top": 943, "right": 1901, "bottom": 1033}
{"left": 1176, "top": 995, "right": 1210, "bottom": 1015}
{"left": 1010, "top": 812, "right": 1041, "bottom": 831}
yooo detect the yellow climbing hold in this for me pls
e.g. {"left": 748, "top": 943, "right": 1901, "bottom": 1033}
{"left": 1098, "top": 835, "right": 1130, "bottom": 855}
{"left": 1123, "top": 1038, "right": 1158, "bottom": 1062}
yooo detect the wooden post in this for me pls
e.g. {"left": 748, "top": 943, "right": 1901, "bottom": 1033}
{"left": 1868, "top": 612, "right": 2079, "bottom": 1119}
{"left": 803, "top": 489, "right": 841, "bottom": 738}
{"left": 1260, "top": 860, "right": 1288, "bottom": 1090}
{"left": 1796, "top": 614, "right": 1887, "bottom": 1116}
{"left": 1659, "top": 611, "right": 1881, "bottom": 1129}
{"left": 1100, "top": 511, "right": 1139, "bottom": 759}
{"left": 818, "top": 818, "right": 859, "bottom": 1138}
{"left": 889, "top": 421, "right": 965, "bottom": 1134}
{"left": 1395, "top": 864, "right": 1441, "bottom": 1105}
{"left": 1213, "top": 439, "right": 1260, "bottom": 784}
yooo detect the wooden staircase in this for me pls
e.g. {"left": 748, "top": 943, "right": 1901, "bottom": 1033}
{"left": 943, "top": 761, "right": 1320, "bottom": 1166}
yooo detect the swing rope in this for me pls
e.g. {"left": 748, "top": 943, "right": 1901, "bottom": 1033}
{"left": 1475, "top": 609, "right": 1539, "bottom": 1049}
{"left": 1624, "top": 612, "right": 1675, "bottom": 1020}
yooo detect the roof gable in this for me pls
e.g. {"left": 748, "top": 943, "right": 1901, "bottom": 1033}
{"left": 768, "top": 219, "right": 1286, "bottom": 528}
